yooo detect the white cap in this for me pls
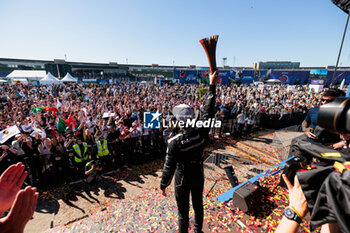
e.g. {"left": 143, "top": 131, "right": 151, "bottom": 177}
{"left": 12, "top": 141, "right": 20, "bottom": 149}
{"left": 172, "top": 104, "right": 195, "bottom": 121}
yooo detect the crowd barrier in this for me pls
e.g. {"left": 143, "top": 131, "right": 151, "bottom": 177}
{"left": 258, "top": 112, "right": 305, "bottom": 130}
{"left": 5, "top": 131, "right": 166, "bottom": 189}
{"left": 211, "top": 111, "right": 305, "bottom": 137}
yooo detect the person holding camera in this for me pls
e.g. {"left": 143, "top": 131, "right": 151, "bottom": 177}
{"left": 276, "top": 173, "right": 342, "bottom": 233}
{"left": 276, "top": 174, "right": 308, "bottom": 233}
{"left": 302, "top": 89, "right": 344, "bottom": 142}
{"left": 160, "top": 71, "right": 219, "bottom": 233}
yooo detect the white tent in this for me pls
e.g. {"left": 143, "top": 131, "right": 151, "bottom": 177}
{"left": 40, "top": 73, "right": 61, "bottom": 85}
{"left": 61, "top": 73, "right": 77, "bottom": 83}
{"left": 7, "top": 70, "right": 46, "bottom": 82}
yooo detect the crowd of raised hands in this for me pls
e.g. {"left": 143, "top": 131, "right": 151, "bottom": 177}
{"left": 0, "top": 162, "right": 38, "bottom": 233}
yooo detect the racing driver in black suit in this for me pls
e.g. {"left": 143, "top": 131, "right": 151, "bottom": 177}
{"left": 160, "top": 71, "right": 219, "bottom": 233}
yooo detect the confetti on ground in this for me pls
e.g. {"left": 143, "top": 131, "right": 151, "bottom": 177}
{"left": 45, "top": 134, "right": 320, "bottom": 233}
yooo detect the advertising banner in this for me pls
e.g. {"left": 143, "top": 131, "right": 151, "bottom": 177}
{"left": 174, "top": 69, "right": 236, "bottom": 84}
{"left": 97, "top": 79, "right": 110, "bottom": 84}
{"left": 174, "top": 70, "right": 198, "bottom": 84}
{"left": 82, "top": 79, "right": 97, "bottom": 83}
{"left": 326, "top": 70, "right": 350, "bottom": 86}
{"left": 217, "top": 70, "right": 235, "bottom": 84}
{"left": 269, "top": 70, "right": 309, "bottom": 85}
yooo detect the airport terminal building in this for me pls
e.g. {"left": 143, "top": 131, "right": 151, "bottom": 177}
{"left": 0, "top": 58, "right": 187, "bottom": 82}
{"left": 1, "top": 57, "right": 350, "bottom": 86}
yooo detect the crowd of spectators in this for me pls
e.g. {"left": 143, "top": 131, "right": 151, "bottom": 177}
{"left": 216, "top": 84, "right": 318, "bottom": 131}
{"left": 0, "top": 80, "right": 347, "bottom": 232}
{"left": 0, "top": 82, "right": 324, "bottom": 187}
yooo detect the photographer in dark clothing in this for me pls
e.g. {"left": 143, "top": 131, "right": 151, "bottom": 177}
{"left": 301, "top": 89, "right": 344, "bottom": 144}
{"left": 160, "top": 71, "right": 219, "bottom": 233}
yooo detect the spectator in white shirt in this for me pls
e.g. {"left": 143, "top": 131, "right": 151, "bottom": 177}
{"left": 236, "top": 111, "right": 245, "bottom": 137}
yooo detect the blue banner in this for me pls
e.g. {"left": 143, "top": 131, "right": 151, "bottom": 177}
{"left": 259, "top": 70, "right": 267, "bottom": 79}
{"left": 218, "top": 70, "right": 235, "bottom": 84}
{"left": 269, "top": 70, "right": 309, "bottom": 85}
{"left": 325, "top": 70, "right": 350, "bottom": 86}
{"left": 238, "top": 70, "right": 256, "bottom": 84}
{"left": 97, "top": 79, "right": 110, "bottom": 84}
{"left": 174, "top": 70, "right": 198, "bottom": 84}
{"left": 242, "top": 70, "right": 255, "bottom": 79}
{"left": 173, "top": 68, "right": 350, "bottom": 86}
{"left": 174, "top": 69, "right": 235, "bottom": 84}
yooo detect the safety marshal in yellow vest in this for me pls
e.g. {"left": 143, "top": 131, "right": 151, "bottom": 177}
{"left": 73, "top": 139, "right": 88, "bottom": 163}
{"left": 97, "top": 137, "right": 109, "bottom": 157}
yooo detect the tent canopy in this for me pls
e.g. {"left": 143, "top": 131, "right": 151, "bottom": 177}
{"left": 40, "top": 73, "right": 61, "bottom": 85}
{"left": 7, "top": 70, "right": 46, "bottom": 81}
{"left": 61, "top": 73, "right": 77, "bottom": 82}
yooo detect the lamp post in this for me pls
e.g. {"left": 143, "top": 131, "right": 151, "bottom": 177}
{"left": 332, "top": 12, "right": 350, "bottom": 85}
{"left": 173, "top": 60, "right": 175, "bottom": 78}
{"left": 222, "top": 57, "right": 227, "bottom": 68}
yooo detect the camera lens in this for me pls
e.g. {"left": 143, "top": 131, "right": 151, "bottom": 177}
{"left": 318, "top": 97, "right": 350, "bottom": 134}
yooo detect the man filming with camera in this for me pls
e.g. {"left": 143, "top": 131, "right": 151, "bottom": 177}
{"left": 280, "top": 92, "right": 350, "bottom": 233}
{"left": 276, "top": 174, "right": 342, "bottom": 233}
{"left": 302, "top": 89, "right": 345, "bottom": 145}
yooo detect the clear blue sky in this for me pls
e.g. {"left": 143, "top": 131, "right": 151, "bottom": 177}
{"left": 0, "top": 0, "right": 349, "bottom": 67}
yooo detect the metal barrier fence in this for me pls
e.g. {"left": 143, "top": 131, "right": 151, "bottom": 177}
{"left": 271, "top": 125, "right": 304, "bottom": 162}
{"left": 203, "top": 152, "right": 269, "bottom": 197}
{"left": 211, "top": 111, "right": 306, "bottom": 137}
{"left": 259, "top": 112, "right": 306, "bottom": 130}
{"left": 204, "top": 152, "right": 266, "bottom": 176}
{"left": 10, "top": 131, "right": 166, "bottom": 188}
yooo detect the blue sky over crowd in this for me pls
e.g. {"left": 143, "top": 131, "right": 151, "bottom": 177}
{"left": 0, "top": 0, "right": 348, "bottom": 67}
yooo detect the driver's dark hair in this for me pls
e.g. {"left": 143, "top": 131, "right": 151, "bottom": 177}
{"left": 322, "top": 88, "right": 345, "bottom": 97}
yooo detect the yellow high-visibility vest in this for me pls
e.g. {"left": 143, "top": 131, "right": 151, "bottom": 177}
{"left": 73, "top": 142, "right": 88, "bottom": 163}
{"left": 97, "top": 140, "right": 109, "bottom": 157}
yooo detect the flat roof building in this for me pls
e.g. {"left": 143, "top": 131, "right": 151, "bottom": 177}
{"left": 253, "top": 61, "right": 300, "bottom": 70}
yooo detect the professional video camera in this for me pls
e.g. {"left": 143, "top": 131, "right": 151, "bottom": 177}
{"left": 281, "top": 97, "right": 350, "bottom": 232}
{"left": 282, "top": 97, "right": 350, "bottom": 185}
{"left": 318, "top": 97, "right": 350, "bottom": 134}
